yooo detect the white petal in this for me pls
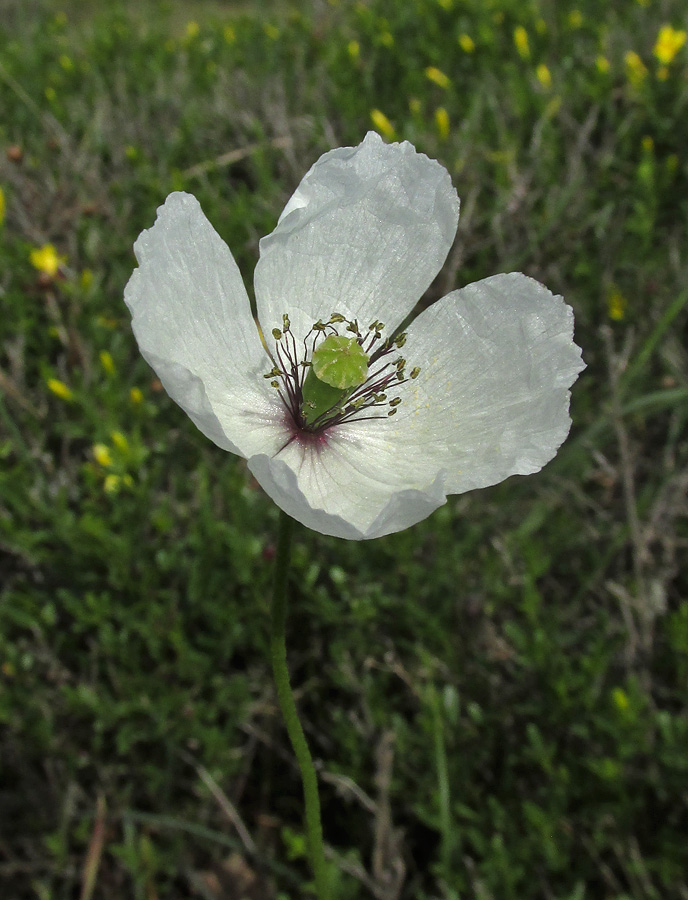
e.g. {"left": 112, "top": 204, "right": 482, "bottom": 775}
{"left": 248, "top": 427, "right": 448, "bottom": 540}
{"left": 124, "top": 192, "right": 284, "bottom": 458}
{"left": 254, "top": 132, "right": 460, "bottom": 343}
{"left": 387, "top": 272, "right": 585, "bottom": 492}
{"left": 249, "top": 273, "right": 583, "bottom": 538}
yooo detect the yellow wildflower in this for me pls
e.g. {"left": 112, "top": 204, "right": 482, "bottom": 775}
{"left": 47, "top": 378, "right": 73, "bottom": 401}
{"left": 185, "top": 21, "right": 199, "bottom": 39}
{"left": 347, "top": 40, "right": 360, "bottom": 60}
{"left": 624, "top": 51, "right": 648, "bottom": 87}
{"left": 611, "top": 687, "right": 630, "bottom": 711}
{"left": 657, "top": 66, "right": 669, "bottom": 81}
{"left": 425, "top": 66, "right": 450, "bottom": 89}
{"left": 607, "top": 286, "right": 627, "bottom": 321}
{"left": 409, "top": 97, "right": 421, "bottom": 115}
{"left": 435, "top": 107, "right": 450, "bottom": 140}
{"left": 437, "top": 0, "right": 453, "bottom": 10}
{"left": 514, "top": 26, "right": 530, "bottom": 60}
{"left": 380, "top": 30, "right": 394, "bottom": 48}
{"left": 458, "top": 34, "right": 475, "bottom": 53}
{"left": 104, "top": 474, "right": 120, "bottom": 494}
{"left": 111, "top": 431, "right": 130, "bottom": 454}
{"left": 104, "top": 473, "right": 133, "bottom": 492}
{"left": 59, "top": 54, "right": 73, "bottom": 71}
{"left": 596, "top": 55, "right": 610, "bottom": 74}
{"left": 370, "top": 109, "right": 396, "bottom": 140}
{"left": 93, "top": 444, "right": 113, "bottom": 467}
{"left": 0, "top": 186, "right": 5, "bottom": 225}
{"left": 224, "top": 25, "right": 236, "bottom": 43}
{"left": 568, "top": 10, "right": 583, "bottom": 28}
{"left": 653, "top": 25, "right": 686, "bottom": 65}
{"left": 536, "top": 64, "right": 552, "bottom": 89}
{"left": 45, "top": 86, "right": 56, "bottom": 102}
{"left": 99, "top": 350, "right": 116, "bottom": 375}
{"left": 130, "top": 387, "right": 144, "bottom": 405}
{"left": 264, "top": 23, "right": 280, "bottom": 40}
{"left": 81, "top": 269, "right": 93, "bottom": 289}
{"left": 30, "top": 244, "right": 66, "bottom": 277}
{"left": 34, "top": 244, "right": 61, "bottom": 273}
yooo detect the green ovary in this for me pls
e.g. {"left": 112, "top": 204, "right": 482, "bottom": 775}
{"left": 301, "top": 335, "right": 369, "bottom": 427}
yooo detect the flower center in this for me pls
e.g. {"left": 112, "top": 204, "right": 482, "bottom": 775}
{"left": 264, "top": 312, "right": 420, "bottom": 436}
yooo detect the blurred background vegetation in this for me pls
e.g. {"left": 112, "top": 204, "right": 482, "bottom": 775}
{"left": 1, "top": 0, "right": 687, "bottom": 897}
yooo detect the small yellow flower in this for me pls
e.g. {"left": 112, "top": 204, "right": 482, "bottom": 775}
{"left": 624, "top": 51, "right": 648, "bottom": 87}
{"left": 596, "top": 55, "right": 610, "bottom": 74}
{"left": 0, "top": 186, "right": 5, "bottom": 225}
{"left": 425, "top": 66, "right": 450, "bottom": 89}
{"left": 347, "top": 40, "right": 360, "bottom": 60}
{"left": 458, "top": 34, "right": 475, "bottom": 53}
{"left": 30, "top": 244, "right": 66, "bottom": 277}
{"left": 59, "top": 54, "right": 73, "bottom": 71}
{"left": 185, "top": 21, "right": 199, "bottom": 39}
{"left": 536, "top": 63, "right": 552, "bottom": 89}
{"left": 264, "top": 23, "right": 280, "bottom": 40}
{"left": 514, "top": 26, "right": 530, "bottom": 60}
{"left": 568, "top": 10, "right": 583, "bottom": 28}
{"left": 434, "top": 107, "right": 450, "bottom": 140}
{"left": 409, "top": 97, "right": 421, "bottom": 115}
{"left": 656, "top": 66, "right": 669, "bottom": 81}
{"left": 653, "top": 25, "right": 686, "bottom": 65}
{"left": 437, "top": 0, "right": 453, "bottom": 10}
{"left": 47, "top": 378, "right": 73, "bottom": 401}
{"left": 224, "top": 25, "right": 236, "bottom": 43}
{"left": 45, "top": 86, "right": 56, "bottom": 102}
{"left": 104, "top": 474, "right": 121, "bottom": 494}
{"left": 99, "top": 350, "right": 116, "bottom": 375}
{"left": 111, "top": 431, "right": 130, "bottom": 453}
{"left": 93, "top": 444, "right": 113, "bottom": 467}
{"left": 370, "top": 109, "right": 396, "bottom": 140}
{"left": 80, "top": 269, "right": 93, "bottom": 289}
{"left": 607, "top": 286, "right": 627, "bottom": 321}
{"left": 380, "top": 30, "right": 394, "bottom": 48}
{"left": 611, "top": 687, "right": 630, "bottom": 711}
{"left": 130, "top": 386, "right": 144, "bottom": 405}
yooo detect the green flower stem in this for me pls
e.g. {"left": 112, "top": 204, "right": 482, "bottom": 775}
{"left": 270, "top": 510, "right": 329, "bottom": 899}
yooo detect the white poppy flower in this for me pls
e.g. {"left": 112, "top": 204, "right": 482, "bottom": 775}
{"left": 124, "top": 132, "right": 584, "bottom": 540}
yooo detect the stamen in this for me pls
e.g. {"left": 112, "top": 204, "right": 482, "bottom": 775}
{"left": 263, "top": 313, "right": 419, "bottom": 436}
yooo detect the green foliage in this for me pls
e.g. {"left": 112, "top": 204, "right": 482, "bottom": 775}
{"left": 1, "top": 0, "right": 687, "bottom": 897}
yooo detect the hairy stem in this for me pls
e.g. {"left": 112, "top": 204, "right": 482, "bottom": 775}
{"left": 270, "top": 510, "right": 329, "bottom": 898}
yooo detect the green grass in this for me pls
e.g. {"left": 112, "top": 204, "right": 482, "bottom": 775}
{"left": 1, "top": 0, "right": 687, "bottom": 897}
